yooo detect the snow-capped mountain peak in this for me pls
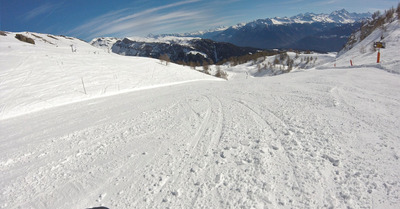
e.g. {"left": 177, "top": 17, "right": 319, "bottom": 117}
{"left": 273, "top": 9, "right": 371, "bottom": 25}
{"left": 328, "top": 9, "right": 365, "bottom": 23}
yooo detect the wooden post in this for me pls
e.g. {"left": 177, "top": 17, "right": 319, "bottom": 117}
{"left": 350, "top": 60, "right": 353, "bottom": 66}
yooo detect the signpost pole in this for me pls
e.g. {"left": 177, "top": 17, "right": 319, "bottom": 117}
{"left": 374, "top": 42, "right": 384, "bottom": 63}
{"left": 377, "top": 49, "right": 381, "bottom": 63}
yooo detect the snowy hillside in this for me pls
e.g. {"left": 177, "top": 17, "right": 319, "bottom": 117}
{"left": 321, "top": 13, "right": 400, "bottom": 74}
{"left": 91, "top": 36, "right": 260, "bottom": 66}
{"left": 0, "top": 32, "right": 221, "bottom": 119}
{"left": 90, "top": 36, "right": 200, "bottom": 51}
{"left": 90, "top": 37, "right": 119, "bottom": 52}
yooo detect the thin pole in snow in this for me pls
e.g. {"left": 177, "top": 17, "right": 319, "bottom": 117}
{"left": 81, "top": 77, "right": 87, "bottom": 95}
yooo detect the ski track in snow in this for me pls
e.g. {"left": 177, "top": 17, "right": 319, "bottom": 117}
{"left": 1, "top": 67, "right": 400, "bottom": 209}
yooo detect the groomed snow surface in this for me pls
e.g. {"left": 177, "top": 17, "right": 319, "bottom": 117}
{"left": 2, "top": 67, "right": 400, "bottom": 209}
{"left": 1, "top": 30, "right": 400, "bottom": 209}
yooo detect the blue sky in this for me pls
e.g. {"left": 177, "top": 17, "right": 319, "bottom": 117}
{"left": 1, "top": 0, "right": 399, "bottom": 41}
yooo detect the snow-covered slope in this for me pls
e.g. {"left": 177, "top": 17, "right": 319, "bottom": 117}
{"left": 321, "top": 16, "right": 400, "bottom": 74}
{"left": 89, "top": 37, "right": 119, "bottom": 52}
{"left": 90, "top": 36, "right": 200, "bottom": 50}
{"left": 91, "top": 36, "right": 260, "bottom": 65}
{"left": 1, "top": 66, "right": 399, "bottom": 209}
{"left": 0, "top": 32, "right": 221, "bottom": 119}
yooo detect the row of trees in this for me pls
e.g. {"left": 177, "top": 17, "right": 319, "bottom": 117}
{"left": 216, "top": 51, "right": 279, "bottom": 66}
{"left": 255, "top": 52, "right": 318, "bottom": 75}
{"left": 159, "top": 53, "right": 215, "bottom": 68}
{"left": 359, "top": 4, "right": 400, "bottom": 43}
{"left": 261, "top": 52, "right": 295, "bottom": 73}
{"left": 343, "top": 4, "right": 400, "bottom": 53}
{"left": 159, "top": 51, "right": 279, "bottom": 67}
{"left": 158, "top": 53, "right": 228, "bottom": 80}
{"left": 15, "top": 34, "right": 35, "bottom": 44}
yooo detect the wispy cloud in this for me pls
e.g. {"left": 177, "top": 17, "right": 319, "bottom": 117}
{"left": 103, "top": 10, "right": 206, "bottom": 37}
{"left": 24, "top": 2, "right": 61, "bottom": 21}
{"left": 67, "top": 0, "right": 238, "bottom": 39}
{"left": 68, "top": 0, "right": 215, "bottom": 39}
{"left": 315, "top": 0, "right": 338, "bottom": 6}
{"left": 281, "top": 0, "right": 305, "bottom": 5}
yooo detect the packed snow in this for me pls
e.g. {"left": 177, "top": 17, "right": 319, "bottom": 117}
{"left": 1, "top": 66, "right": 399, "bottom": 209}
{"left": 1, "top": 17, "right": 400, "bottom": 209}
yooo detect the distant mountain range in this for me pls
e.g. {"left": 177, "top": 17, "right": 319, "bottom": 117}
{"left": 155, "top": 9, "right": 372, "bottom": 52}
{"left": 91, "top": 9, "right": 372, "bottom": 62}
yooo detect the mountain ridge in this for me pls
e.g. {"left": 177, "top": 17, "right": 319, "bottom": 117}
{"left": 142, "top": 9, "right": 372, "bottom": 52}
{"left": 155, "top": 9, "right": 371, "bottom": 38}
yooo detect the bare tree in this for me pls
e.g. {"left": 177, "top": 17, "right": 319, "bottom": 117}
{"left": 159, "top": 54, "right": 170, "bottom": 66}
{"left": 202, "top": 62, "right": 210, "bottom": 74}
{"left": 216, "top": 69, "right": 228, "bottom": 80}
